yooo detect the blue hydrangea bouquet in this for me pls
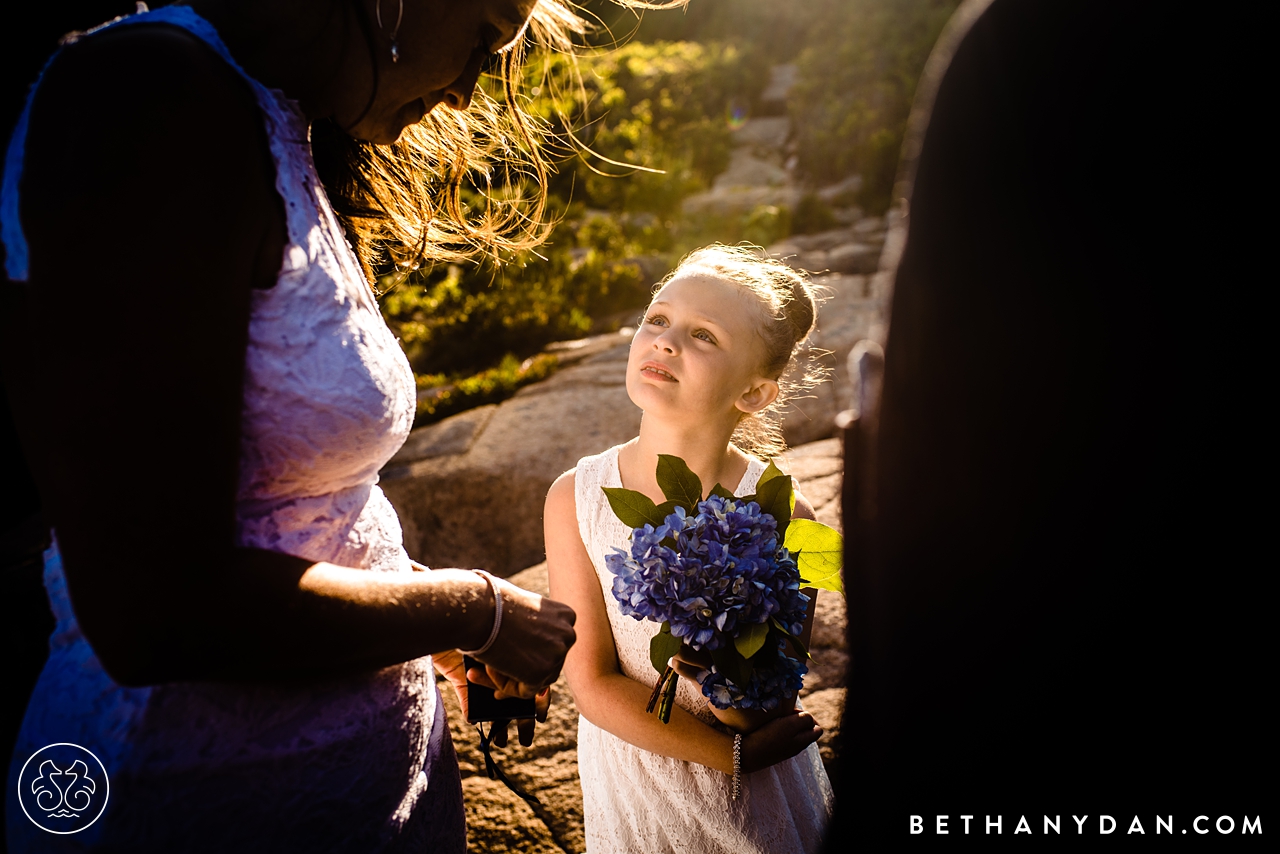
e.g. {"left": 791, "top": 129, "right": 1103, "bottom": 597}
{"left": 603, "top": 455, "right": 843, "bottom": 723}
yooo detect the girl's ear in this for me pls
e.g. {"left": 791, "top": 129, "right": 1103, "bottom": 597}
{"left": 735, "top": 378, "right": 779, "bottom": 415}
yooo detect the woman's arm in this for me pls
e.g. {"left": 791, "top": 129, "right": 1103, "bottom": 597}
{"left": 7, "top": 26, "right": 574, "bottom": 689}
{"left": 545, "top": 471, "right": 821, "bottom": 775}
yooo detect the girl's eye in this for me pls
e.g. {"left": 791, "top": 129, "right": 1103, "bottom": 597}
{"left": 645, "top": 315, "right": 668, "bottom": 327}
{"left": 694, "top": 329, "right": 716, "bottom": 344}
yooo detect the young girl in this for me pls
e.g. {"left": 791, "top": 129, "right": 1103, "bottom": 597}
{"left": 544, "top": 245, "right": 834, "bottom": 852}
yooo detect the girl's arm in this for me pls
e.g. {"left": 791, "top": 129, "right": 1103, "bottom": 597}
{"left": 5, "top": 26, "right": 574, "bottom": 690}
{"left": 545, "top": 471, "right": 822, "bottom": 775}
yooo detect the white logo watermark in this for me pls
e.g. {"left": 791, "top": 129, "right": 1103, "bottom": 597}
{"left": 17, "top": 743, "right": 109, "bottom": 835}
{"left": 908, "top": 814, "right": 1262, "bottom": 836}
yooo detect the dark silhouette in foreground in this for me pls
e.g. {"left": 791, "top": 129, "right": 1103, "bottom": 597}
{"left": 2, "top": 9, "right": 139, "bottom": 845}
{"left": 831, "top": 0, "right": 1262, "bottom": 842}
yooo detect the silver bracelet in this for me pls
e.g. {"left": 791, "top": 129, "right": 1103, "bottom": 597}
{"left": 731, "top": 733, "right": 743, "bottom": 801}
{"left": 459, "top": 570, "right": 502, "bottom": 657}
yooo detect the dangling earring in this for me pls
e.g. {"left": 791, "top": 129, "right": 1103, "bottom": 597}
{"left": 376, "top": 0, "right": 404, "bottom": 63}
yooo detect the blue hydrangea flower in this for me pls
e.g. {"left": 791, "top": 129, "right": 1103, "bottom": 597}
{"left": 606, "top": 495, "right": 811, "bottom": 651}
{"left": 697, "top": 642, "right": 809, "bottom": 711}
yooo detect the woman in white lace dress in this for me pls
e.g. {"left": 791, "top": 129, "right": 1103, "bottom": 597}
{"left": 545, "top": 246, "right": 835, "bottom": 853}
{"left": 1, "top": 2, "right": 584, "bottom": 851}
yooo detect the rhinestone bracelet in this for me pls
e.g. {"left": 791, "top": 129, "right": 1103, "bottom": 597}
{"left": 732, "top": 733, "right": 743, "bottom": 801}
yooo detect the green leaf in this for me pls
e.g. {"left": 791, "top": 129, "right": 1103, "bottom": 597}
{"left": 709, "top": 645, "right": 752, "bottom": 689}
{"left": 757, "top": 460, "right": 786, "bottom": 489}
{"left": 709, "top": 483, "right": 736, "bottom": 501}
{"left": 733, "top": 620, "right": 770, "bottom": 660}
{"left": 789, "top": 631, "right": 811, "bottom": 660}
{"left": 650, "top": 623, "right": 683, "bottom": 675}
{"left": 655, "top": 454, "right": 703, "bottom": 508}
{"left": 754, "top": 471, "right": 793, "bottom": 533}
{"left": 785, "top": 518, "right": 844, "bottom": 594}
{"left": 602, "top": 486, "right": 663, "bottom": 529}
{"left": 654, "top": 500, "right": 681, "bottom": 520}
{"left": 771, "top": 618, "right": 812, "bottom": 660}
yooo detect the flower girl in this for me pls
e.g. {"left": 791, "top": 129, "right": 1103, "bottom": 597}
{"left": 544, "top": 245, "right": 834, "bottom": 852}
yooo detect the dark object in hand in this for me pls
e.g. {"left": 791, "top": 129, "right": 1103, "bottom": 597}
{"left": 463, "top": 655, "right": 535, "bottom": 722}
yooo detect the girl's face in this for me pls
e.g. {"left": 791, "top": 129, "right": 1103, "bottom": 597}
{"left": 342, "top": 0, "right": 538, "bottom": 144}
{"left": 627, "top": 274, "right": 778, "bottom": 429}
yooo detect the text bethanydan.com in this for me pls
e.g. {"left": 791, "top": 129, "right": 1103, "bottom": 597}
{"left": 909, "top": 815, "right": 1261, "bottom": 836}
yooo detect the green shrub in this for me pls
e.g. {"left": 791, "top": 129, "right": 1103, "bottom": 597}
{"left": 741, "top": 204, "right": 791, "bottom": 248}
{"left": 792, "top": 193, "right": 838, "bottom": 235}
{"left": 532, "top": 41, "right": 768, "bottom": 213}
{"left": 790, "top": 0, "right": 960, "bottom": 213}
{"left": 582, "top": 0, "right": 827, "bottom": 65}
{"left": 380, "top": 211, "right": 652, "bottom": 377}
{"left": 414, "top": 353, "right": 559, "bottom": 427}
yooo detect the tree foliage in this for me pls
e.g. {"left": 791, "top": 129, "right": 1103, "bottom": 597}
{"left": 790, "top": 0, "right": 962, "bottom": 213}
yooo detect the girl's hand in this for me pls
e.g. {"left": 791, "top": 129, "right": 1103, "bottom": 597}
{"left": 670, "top": 646, "right": 713, "bottom": 681}
{"left": 711, "top": 704, "right": 782, "bottom": 734}
{"left": 740, "top": 711, "right": 824, "bottom": 773}
{"left": 670, "top": 647, "right": 797, "bottom": 734}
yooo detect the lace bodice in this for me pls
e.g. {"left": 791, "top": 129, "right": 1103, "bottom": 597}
{"left": 219, "top": 18, "right": 417, "bottom": 569}
{"left": 4, "top": 8, "right": 446, "bottom": 852}
{"left": 572, "top": 445, "right": 832, "bottom": 853}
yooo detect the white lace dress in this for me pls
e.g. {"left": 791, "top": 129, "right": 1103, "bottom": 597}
{"left": 3, "top": 7, "right": 459, "bottom": 852}
{"left": 574, "top": 446, "right": 834, "bottom": 853}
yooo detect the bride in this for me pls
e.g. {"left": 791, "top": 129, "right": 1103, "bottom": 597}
{"left": 2, "top": 1, "right": 590, "bottom": 850}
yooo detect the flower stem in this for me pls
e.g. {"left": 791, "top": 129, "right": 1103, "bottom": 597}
{"left": 647, "top": 665, "right": 675, "bottom": 714}
{"left": 658, "top": 670, "right": 679, "bottom": 723}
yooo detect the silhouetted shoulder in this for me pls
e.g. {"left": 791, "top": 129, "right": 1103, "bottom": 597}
{"left": 19, "top": 18, "right": 283, "bottom": 289}
{"left": 23, "top": 21, "right": 268, "bottom": 208}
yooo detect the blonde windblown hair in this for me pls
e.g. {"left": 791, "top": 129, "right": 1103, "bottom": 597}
{"left": 313, "top": 0, "right": 685, "bottom": 284}
{"left": 656, "top": 244, "right": 826, "bottom": 460}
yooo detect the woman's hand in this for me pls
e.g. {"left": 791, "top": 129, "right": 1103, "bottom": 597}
{"left": 468, "top": 576, "right": 576, "bottom": 696}
{"left": 466, "top": 663, "right": 553, "bottom": 748}
{"left": 435, "top": 650, "right": 551, "bottom": 748}
{"left": 740, "top": 711, "right": 824, "bottom": 773}
{"left": 432, "top": 649, "right": 473, "bottom": 720}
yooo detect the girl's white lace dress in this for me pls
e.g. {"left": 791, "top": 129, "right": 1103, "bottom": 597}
{"left": 574, "top": 446, "right": 834, "bottom": 853}
{"left": 3, "top": 7, "right": 461, "bottom": 852}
